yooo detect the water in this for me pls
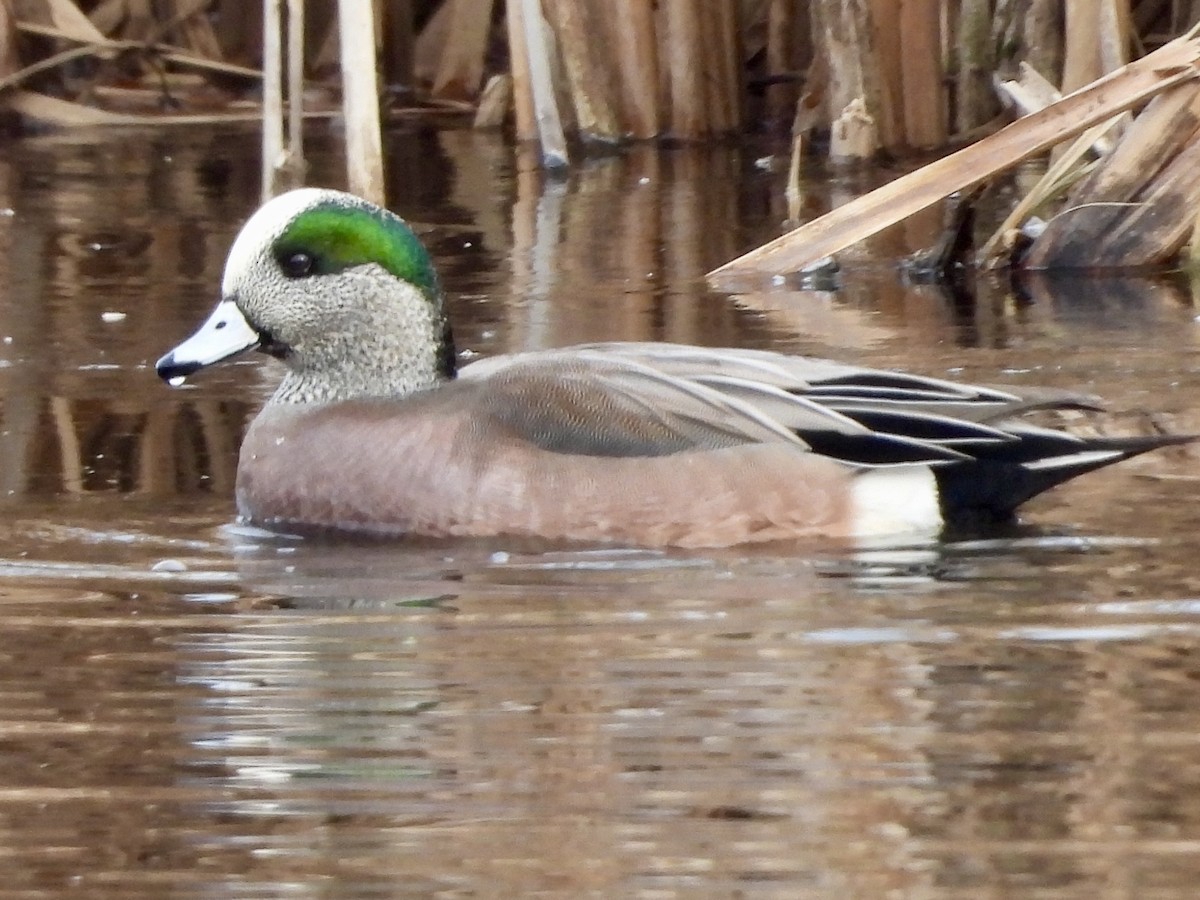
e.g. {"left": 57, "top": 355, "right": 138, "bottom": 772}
{"left": 2, "top": 123, "right": 1200, "bottom": 897}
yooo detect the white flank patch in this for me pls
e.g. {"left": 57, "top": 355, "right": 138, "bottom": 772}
{"left": 849, "top": 465, "right": 942, "bottom": 540}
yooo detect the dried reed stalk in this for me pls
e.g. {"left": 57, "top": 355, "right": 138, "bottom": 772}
{"left": 5, "top": 88, "right": 335, "bottom": 125}
{"left": 977, "top": 116, "right": 1119, "bottom": 265}
{"left": 699, "top": 3, "right": 726, "bottom": 133}
{"left": 1061, "top": 0, "right": 1102, "bottom": 93}
{"left": 899, "top": 0, "right": 944, "bottom": 148}
{"left": 431, "top": 0, "right": 494, "bottom": 101}
{"left": 473, "top": 73, "right": 511, "bottom": 128}
{"left": 513, "top": 0, "right": 568, "bottom": 167}
{"left": 784, "top": 132, "right": 803, "bottom": 223}
{"left": 1098, "top": 0, "right": 1132, "bottom": 74}
{"left": 89, "top": 0, "right": 125, "bottom": 36}
{"left": 413, "top": 0, "right": 451, "bottom": 85}
{"left": 867, "top": 0, "right": 902, "bottom": 151}
{"left": 504, "top": 0, "right": 535, "bottom": 140}
{"left": 1063, "top": 85, "right": 1200, "bottom": 204}
{"left": 996, "top": 61, "right": 1115, "bottom": 156}
{"left": 950, "top": 0, "right": 988, "bottom": 132}
{"left": 610, "top": 0, "right": 658, "bottom": 138}
{"left": 16, "top": 21, "right": 264, "bottom": 78}
{"left": 1023, "top": 0, "right": 1062, "bottom": 85}
{"left": 0, "top": 0, "right": 17, "bottom": 79}
{"left": 662, "top": 0, "right": 705, "bottom": 138}
{"left": 41, "top": 0, "right": 107, "bottom": 43}
{"left": 709, "top": 0, "right": 742, "bottom": 133}
{"left": 161, "top": 0, "right": 223, "bottom": 59}
{"left": 337, "top": 0, "right": 384, "bottom": 204}
{"left": 542, "top": 0, "right": 620, "bottom": 141}
{"left": 1066, "top": 136, "right": 1200, "bottom": 267}
{"left": 380, "top": 0, "right": 414, "bottom": 89}
{"left": 285, "top": 0, "right": 304, "bottom": 185}
{"left": 765, "top": 0, "right": 802, "bottom": 126}
{"left": 261, "top": 0, "right": 284, "bottom": 201}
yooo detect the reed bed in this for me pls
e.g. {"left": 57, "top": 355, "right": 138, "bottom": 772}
{"left": 0, "top": 2, "right": 1193, "bottom": 152}
{"left": 6, "top": 1, "right": 1200, "bottom": 269}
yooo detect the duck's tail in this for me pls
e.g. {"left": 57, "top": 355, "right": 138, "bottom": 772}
{"left": 933, "top": 430, "right": 1194, "bottom": 524}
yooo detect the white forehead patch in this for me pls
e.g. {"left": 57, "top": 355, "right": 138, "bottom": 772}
{"left": 221, "top": 187, "right": 352, "bottom": 296}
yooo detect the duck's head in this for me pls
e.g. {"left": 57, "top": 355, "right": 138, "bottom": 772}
{"left": 156, "top": 187, "right": 455, "bottom": 404}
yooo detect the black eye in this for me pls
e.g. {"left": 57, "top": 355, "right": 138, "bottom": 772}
{"left": 279, "top": 251, "right": 316, "bottom": 278}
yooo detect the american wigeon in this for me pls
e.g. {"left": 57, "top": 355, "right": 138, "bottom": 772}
{"left": 156, "top": 188, "right": 1190, "bottom": 547}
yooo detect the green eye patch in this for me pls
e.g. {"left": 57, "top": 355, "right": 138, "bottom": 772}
{"left": 274, "top": 200, "right": 439, "bottom": 299}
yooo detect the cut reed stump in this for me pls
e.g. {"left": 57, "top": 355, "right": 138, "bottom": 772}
{"left": 811, "top": 0, "right": 883, "bottom": 162}
{"left": 473, "top": 73, "right": 511, "bottom": 129}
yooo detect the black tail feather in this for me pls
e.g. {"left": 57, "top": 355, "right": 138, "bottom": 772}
{"left": 934, "top": 433, "right": 1195, "bottom": 522}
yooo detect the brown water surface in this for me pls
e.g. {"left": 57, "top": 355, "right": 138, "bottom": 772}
{"left": 2, "top": 125, "right": 1200, "bottom": 897}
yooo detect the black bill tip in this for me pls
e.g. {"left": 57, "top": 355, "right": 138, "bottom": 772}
{"left": 155, "top": 351, "right": 203, "bottom": 385}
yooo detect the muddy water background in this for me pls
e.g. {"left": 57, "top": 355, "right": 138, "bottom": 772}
{"left": 3, "top": 125, "right": 1200, "bottom": 897}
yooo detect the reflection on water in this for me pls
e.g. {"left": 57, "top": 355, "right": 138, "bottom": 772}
{"left": 1, "top": 124, "right": 1200, "bottom": 896}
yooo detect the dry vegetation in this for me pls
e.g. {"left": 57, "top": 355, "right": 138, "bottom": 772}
{"left": 5, "top": 1, "right": 1200, "bottom": 273}
{"left": 0, "top": 2, "right": 1192, "bottom": 140}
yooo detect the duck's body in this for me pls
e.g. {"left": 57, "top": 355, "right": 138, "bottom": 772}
{"left": 157, "top": 188, "right": 1190, "bottom": 548}
{"left": 235, "top": 345, "right": 943, "bottom": 545}
{"left": 238, "top": 391, "right": 863, "bottom": 546}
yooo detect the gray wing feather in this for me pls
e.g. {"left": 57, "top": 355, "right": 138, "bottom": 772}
{"left": 456, "top": 343, "right": 1107, "bottom": 466}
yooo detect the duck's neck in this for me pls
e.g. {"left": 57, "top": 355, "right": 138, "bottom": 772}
{"left": 269, "top": 287, "right": 457, "bottom": 405}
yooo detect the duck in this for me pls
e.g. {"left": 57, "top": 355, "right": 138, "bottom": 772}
{"left": 156, "top": 187, "right": 1191, "bottom": 548}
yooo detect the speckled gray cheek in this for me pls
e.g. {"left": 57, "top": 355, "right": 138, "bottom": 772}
{"left": 248, "top": 262, "right": 446, "bottom": 405}
{"left": 226, "top": 248, "right": 331, "bottom": 367}
{"left": 230, "top": 251, "right": 294, "bottom": 331}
